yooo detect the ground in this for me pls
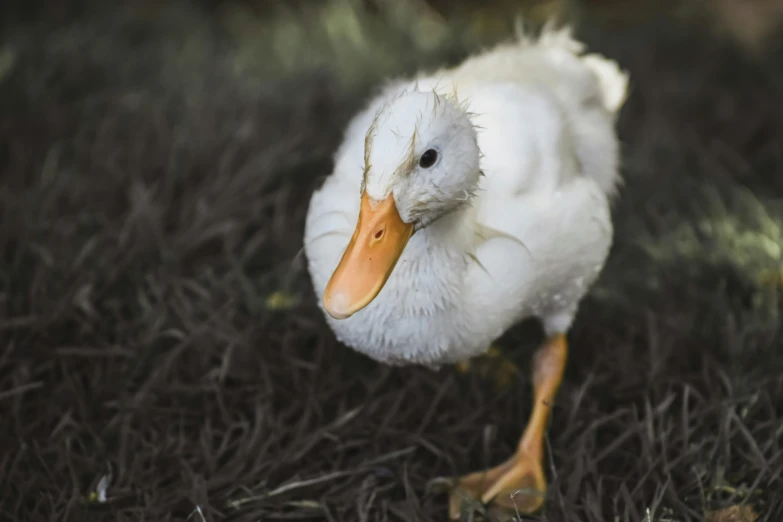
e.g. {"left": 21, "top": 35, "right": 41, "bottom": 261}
{"left": 1, "top": 1, "right": 782, "bottom": 521}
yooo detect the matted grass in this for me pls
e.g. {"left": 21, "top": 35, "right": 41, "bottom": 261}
{"left": 1, "top": 1, "right": 782, "bottom": 521}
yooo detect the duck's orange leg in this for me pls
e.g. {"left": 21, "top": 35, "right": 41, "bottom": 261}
{"left": 448, "top": 334, "right": 567, "bottom": 519}
{"left": 455, "top": 345, "right": 519, "bottom": 392}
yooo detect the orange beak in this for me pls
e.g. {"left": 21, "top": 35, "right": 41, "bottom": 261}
{"left": 323, "top": 192, "right": 414, "bottom": 320}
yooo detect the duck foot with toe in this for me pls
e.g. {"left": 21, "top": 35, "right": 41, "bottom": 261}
{"left": 444, "top": 334, "right": 567, "bottom": 520}
{"left": 448, "top": 450, "right": 546, "bottom": 519}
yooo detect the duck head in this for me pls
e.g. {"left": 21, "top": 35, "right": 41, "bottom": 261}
{"left": 323, "top": 89, "right": 481, "bottom": 320}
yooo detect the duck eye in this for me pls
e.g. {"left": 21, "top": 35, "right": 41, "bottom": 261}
{"left": 419, "top": 149, "right": 438, "bottom": 169}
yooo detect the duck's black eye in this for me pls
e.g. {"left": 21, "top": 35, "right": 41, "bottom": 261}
{"left": 419, "top": 148, "right": 438, "bottom": 169}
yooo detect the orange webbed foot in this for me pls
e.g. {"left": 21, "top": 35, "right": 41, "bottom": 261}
{"left": 442, "top": 334, "right": 568, "bottom": 520}
{"left": 447, "top": 450, "right": 546, "bottom": 520}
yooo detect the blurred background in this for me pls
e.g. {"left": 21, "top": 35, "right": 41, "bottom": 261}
{"left": 1, "top": 1, "right": 782, "bottom": 521}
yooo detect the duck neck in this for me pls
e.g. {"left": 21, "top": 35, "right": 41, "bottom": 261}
{"left": 390, "top": 203, "right": 477, "bottom": 308}
{"left": 415, "top": 204, "right": 477, "bottom": 257}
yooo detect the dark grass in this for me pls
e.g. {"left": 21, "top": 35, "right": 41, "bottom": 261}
{"left": 1, "top": 1, "right": 783, "bottom": 521}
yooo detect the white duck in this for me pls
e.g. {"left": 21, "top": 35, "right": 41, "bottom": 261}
{"left": 303, "top": 21, "right": 629, "bottom": 519}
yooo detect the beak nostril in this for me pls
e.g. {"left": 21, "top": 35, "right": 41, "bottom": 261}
{"left": 374, "top": 229, "right": 384, "bottom": 239}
